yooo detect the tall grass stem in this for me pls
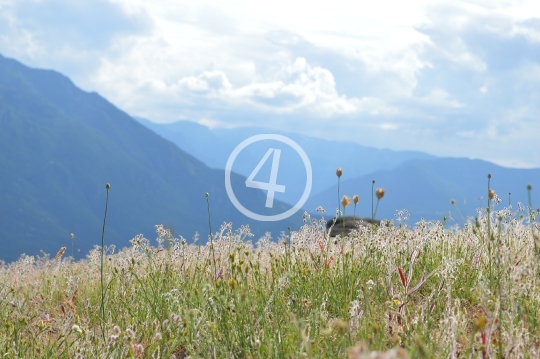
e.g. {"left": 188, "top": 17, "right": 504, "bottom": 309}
{"left": 99, "top": 183, "right": 110, "bottom": 340}
{"left": 206, "top": 192, "right": 217, "bottom": 278}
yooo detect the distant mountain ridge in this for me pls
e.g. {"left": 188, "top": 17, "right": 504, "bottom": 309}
{"left": 135, "top": 118, "right": 437, "bottom": 205}
{"left": 0, "top": 54, "right": 298, "bottom": 263}
{"left": 305, "top": 157, "right": 540, "bottom": 225}
{"left": 136, "top": 121, "right": 539, "bottom": 227}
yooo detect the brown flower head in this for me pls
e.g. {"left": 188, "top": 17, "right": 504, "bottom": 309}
{"left": 336, "top": 168, "right": 343, "bottom": 178}
{"left": 341, "top": 195, "right": 350, "bottom": 208}
{"left": 488, "top": 189, "right": 495, "bottom": 200}
{"left": 376, "top": 188, "right": 385, "bottom": 200}
{"left": 55, "top": 247, "right": 66, "bottom": 261}
{"left": 353, "top": 195, "right": 359, "bottom": 205}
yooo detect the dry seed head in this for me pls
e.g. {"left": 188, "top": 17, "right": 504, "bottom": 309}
{"left": 488, "top": 189, "right": 495, "bottom": 200}
{"left": 336, "top": 168, "right": 343, "bottom": 178}
{"left": 376, "top": 188, "right": 385, "bottom": 200}
{"left": 341, "top": 195, "right": 350, "bottom": 208}
{"left": 527, "top": 184, "right": 532, "bottom": 191}
{"left": 70, "top": 233, "right": 74, "bottom": 239}
{"left": 353, "top": 195, "right": 359, "bottom": 205}
{"left": 55, "top": 247, "right": 66, "bottom": 261}
{"left": 105, "top": 183, "right": 110, "bottom": 189}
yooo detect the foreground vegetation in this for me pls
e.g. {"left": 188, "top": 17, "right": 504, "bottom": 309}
{"left": 1, "top": 200, "right": 540, "bottom": 358}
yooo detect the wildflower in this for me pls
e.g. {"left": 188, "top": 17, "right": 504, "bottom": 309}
{"left": 474, "top": 314, "right": 486, "bottom": 331}
{"left": 341, "top": 195, "right": 350, "bottom": 208}
{"left": 70, "top": 233, "right": 75, "bottom": 239}
{"left": 132, "top": 343, "right": 144, "bottom": 357}
{"left": 71, "top": 324, "right": 82, "bottom": 334}
{"left": 154, "top": 332, "right": 162, "bottom": 341}
{"left": 336, "top": 168, "right": 343, "bottom": 178}
{"left": 376, "top": 188, "right": 385, "bottom": 200}
{"left": 366, "top": 279, "right": 374, "bottom": 290}
{"left": 126, "top": 328, "right": 136, "bottom": 339}
{"left": 316, "top": 206, "right": 326, "bottom": 213}
{"left": 488, "top": 189, "right": 495, "bottom": 200}
{"left": 353, "top": 195, "right": 359, "bottom": 205}
{"left": 113, "top": 325, "right": 121, "bottom": 335}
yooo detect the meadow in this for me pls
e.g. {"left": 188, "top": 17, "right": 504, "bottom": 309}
{"left": 1, "top": 176, "right": 539, "bottom": 358}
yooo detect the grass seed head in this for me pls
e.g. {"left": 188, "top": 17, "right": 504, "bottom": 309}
{"left": 55, "top": 247, "right": 66, "bottom": 261}
{"left": 342, "top": 195, "right": 350, "bottom": 208}
{"left": 376, "top": 188, "right": 385, "bottom": 200}
{"left": 353, "top": 195, "right": 359, "bottom": 205}
{"left": 336, "top": 168, "right": 343, "bottom": 178}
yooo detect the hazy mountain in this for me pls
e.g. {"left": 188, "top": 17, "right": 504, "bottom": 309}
{"left": 0, "top": 55, "right": 299, "bottom": 263}
{"left": 304, "top": 158, "right": 540, "bottom": 225}
{"left": 136, "top": 119, "right": 539, "bottom": 228}
{"left": 135, "top": 118, "right": 436, "bottom": 206}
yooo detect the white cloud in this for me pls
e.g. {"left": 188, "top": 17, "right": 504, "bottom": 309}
{"left": 0, "top": 0, "right": 538, "bottom": 167}
{"left": 419, "top": 89, "right": 464, "bottom": 108}
{"left": 379, "top": 123, "right": 398, "bottom": 130}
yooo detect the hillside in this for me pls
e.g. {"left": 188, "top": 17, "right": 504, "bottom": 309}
{"left": 305, "top": 157, "right": 540, "bottom": 225}
{"left": 0, "top": 55, "right": 298, "bottom": 263}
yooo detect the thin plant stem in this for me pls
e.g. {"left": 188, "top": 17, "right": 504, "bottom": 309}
{"left": 371, "top": 180, "right": 375, "bottom": 224}
{"left": 99, "top": 183, "right": 110, "bottom": 341}
{"left": 487, "top": 173, "right": 492, "bottom": 240}
{"left": 337, "top": 173, "right": 342, "bottom": 219}
{"left": 371, "top": 180, "right": 376, "bottom": 237}
{"left": 451, "top": 200, "right": 466, "bottom": 223}
{"left": 374, "top": 199, "right": 381, "bottom": 219}
{"left": 206, "top": 192, "right": 217, "bottom": 278}
{"left": 527, "top": 184, "right": 534, "bottom": 223}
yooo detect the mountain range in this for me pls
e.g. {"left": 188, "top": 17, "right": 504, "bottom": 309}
{"left": 0, "top": 54, "right": 298, "bottom": 263}
{"left": 1, "top": 54, "right": 538, "bottom": 262}
{"left": 136, "top": 119, "right": 540, "bottom": 225}
{"left": 135, "top": 118, "right": 436, "bottom": 203}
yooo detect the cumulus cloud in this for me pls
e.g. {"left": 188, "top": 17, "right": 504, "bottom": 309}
{"left": 121, "top": 57, "right": 389, "bottom": 117}
{"left": 0, "top": 0, "right": 538, "bottom": 167}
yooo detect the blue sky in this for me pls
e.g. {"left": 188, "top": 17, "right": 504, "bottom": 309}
{"left": 1, "top": 0, "right": 539, "bottom": 168}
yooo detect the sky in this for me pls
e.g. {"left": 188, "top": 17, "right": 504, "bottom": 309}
{"left": 0, "top": 0, "right": 539, "bottom": 168}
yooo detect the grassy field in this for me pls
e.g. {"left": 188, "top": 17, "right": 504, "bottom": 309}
{"left": 1, "top": 184, "right": 539, "bottom": 358}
